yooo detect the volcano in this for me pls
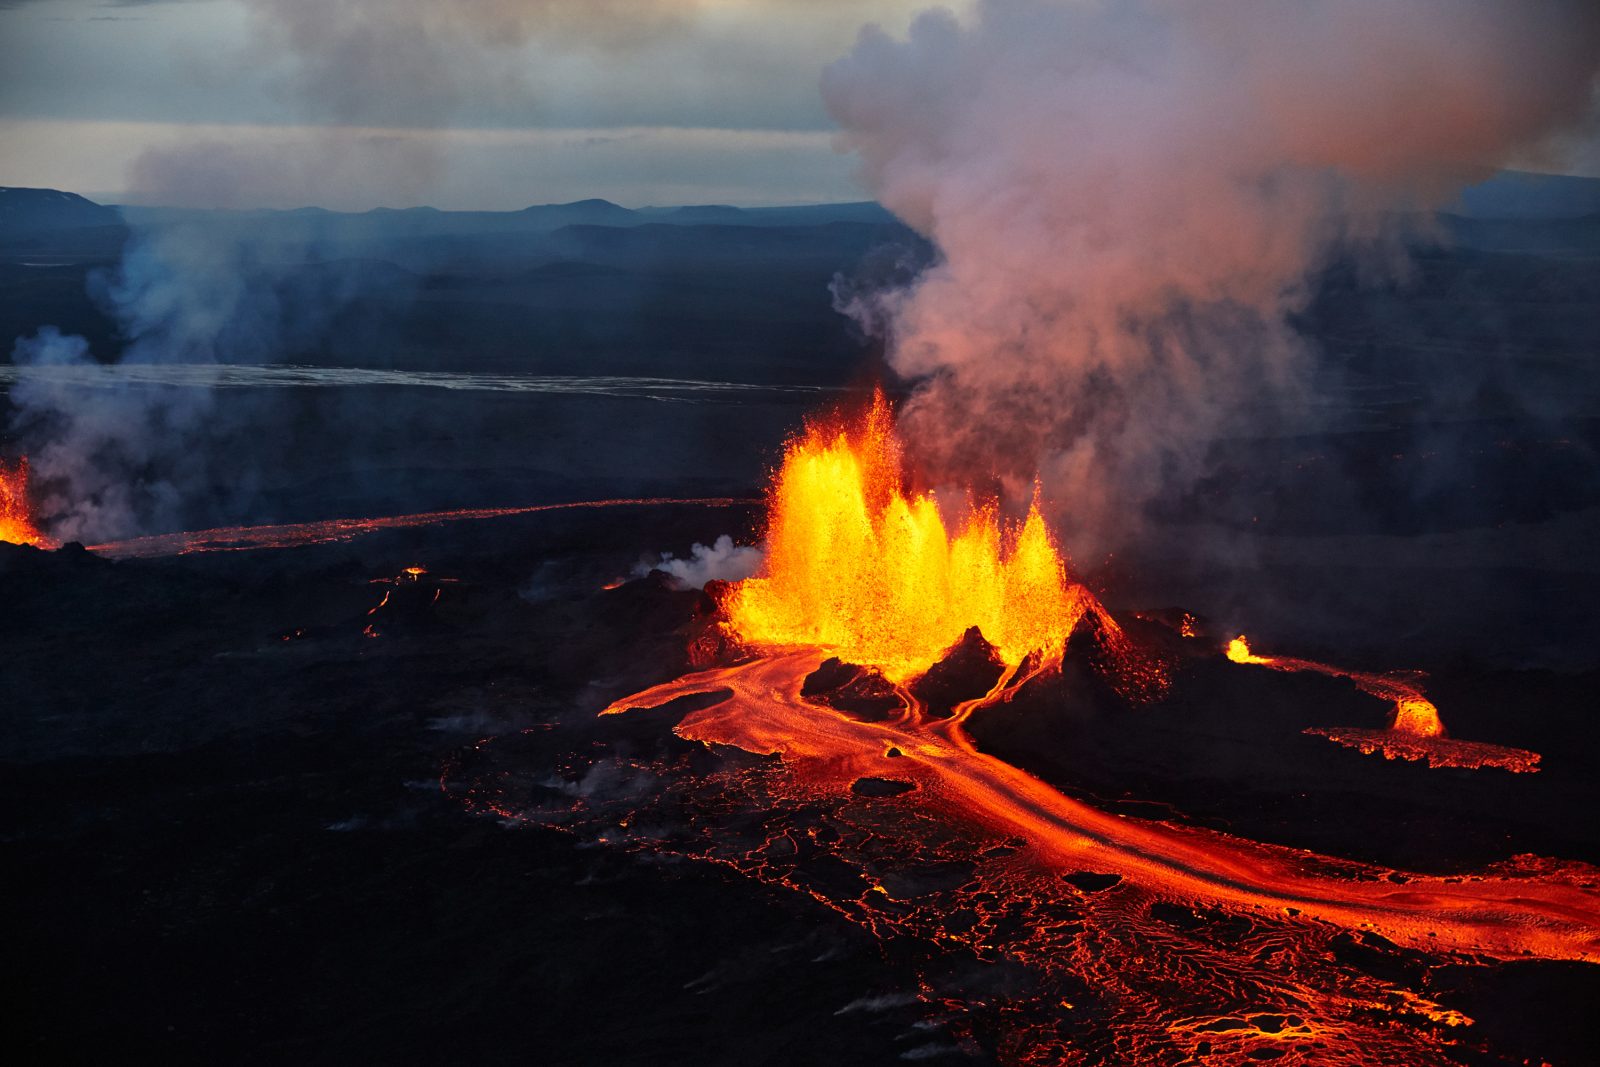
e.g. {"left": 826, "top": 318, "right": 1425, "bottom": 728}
{"left": 6, "top": 166, "right": 1600, "bottom": 1064}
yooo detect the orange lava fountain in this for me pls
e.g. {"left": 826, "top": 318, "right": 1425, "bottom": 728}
{"left": 1227, "top": 636, "right": 1541, "bottom": 772}
{"left": 727, "top": 391, "right": 1087, "bottom": 682}
{"left": 0, "top": 457, "right": 52, "bottom": 547}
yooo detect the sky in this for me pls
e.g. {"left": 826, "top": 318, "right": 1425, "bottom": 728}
{"left": 2, "top": 0, "right": 1598, "bottom": 211}
{"left": 0, "top": 0, "right": 943, "bottom": 208}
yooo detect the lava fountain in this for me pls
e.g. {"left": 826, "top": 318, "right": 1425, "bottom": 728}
{"left": 726, "top": 390, "right": 1143, "bottom": 686}
{"left": 0, "top": 457, "right": 52, "bottom": 547}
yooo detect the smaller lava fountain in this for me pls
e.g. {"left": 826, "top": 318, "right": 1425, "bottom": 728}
{"left": 0, "top": 457, "right": 53, "bottom": 548}
{"left": 1226, "top": 636, "right": 1541, "bottom": 772}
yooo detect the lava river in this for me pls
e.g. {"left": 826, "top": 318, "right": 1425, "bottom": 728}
{"left": 450, "top": 645, "right": 1600, "bottom": 1064}
{"left": 607, "top": 652, "right": 1598, "bottom": 968}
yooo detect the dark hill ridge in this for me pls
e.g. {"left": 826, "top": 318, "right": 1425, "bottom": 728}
{"left": 516, "top": 198, "right": 637, "bottom": 227}
{"left": 5, "top": 169, "right": 1597, "bottom": 241}
{"left": 0, "top": 187, "right": 122, "bottom": 234}
{"left": 1451, "top": 170, "right": 1600, "bottom": 220}
{"left": 0, "top": 188, "right": 923, "bottom": 380}
{"left": 112, "top": 197, "right": 898, "bottom": 239}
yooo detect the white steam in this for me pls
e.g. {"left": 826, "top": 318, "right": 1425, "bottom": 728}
{"left": 823, "top": 0, "right": 1600, "bottom": 557}
{"left": 635, "top": 534, "right": 764, "bottom": 589}
{"left": 7, "top": 218, "right": 396, "bottom": 541}
{"left": 9, "top": 327, "right": 196, "bottom": 542}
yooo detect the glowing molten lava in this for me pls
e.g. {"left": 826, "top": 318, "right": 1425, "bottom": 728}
{"left": 0, "top": 457, "right": 51, "bottom": 547}
{"left": 727, "top": 393, "right": 1087, "bottom": 682}
{"left": 443, "top": 401, "right": 1592, "bottom": 1063}
{"left": 1227, "top": 635, "right": 1539, "bottom": 772}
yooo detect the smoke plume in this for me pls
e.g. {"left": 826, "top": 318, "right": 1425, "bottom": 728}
{"left": 636, "top": 535, "right": 764, "bottom": 589}
{"left": 823, "top": 0, "right": 1600, "bottom": 558}
{"left": 7, "top": 213, "right": 416, "bottom": 541}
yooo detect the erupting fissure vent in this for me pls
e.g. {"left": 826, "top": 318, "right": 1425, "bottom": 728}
{"left": 0, "top": 457, "right": 51, "bottom": 548}
{"left": 726, "top": 392, "right": 1095, "bottom": 683}
{"left": 1227, "top": 636, "right": 1541, "bottom": 772}
{"left": 449, "top": 391, "right": 1597, "bottom": 1064}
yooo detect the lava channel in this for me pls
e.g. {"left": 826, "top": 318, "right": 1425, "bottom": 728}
{"left": 1227, "top": 636, "right": 1541, "bottom": 772}
{"left": 88, "top": 496, "right": 753, "bottom": 559}
{"left": 582, "top": 651, "right": 1597, "bottom": 1064}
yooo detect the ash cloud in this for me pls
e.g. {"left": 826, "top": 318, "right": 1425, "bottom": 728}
{"left": 240, "top": 0, "right": 686, "bottom": 124}
{"left": 823, "top": 0, "right": 1600, "bottom": 559}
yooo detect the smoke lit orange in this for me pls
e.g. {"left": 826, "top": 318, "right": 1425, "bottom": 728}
{"left": 726, "top": 392, "right": 1088, "bottom": 681}
{"left": 0, "top": 457, "right": 51, "bottom": 547}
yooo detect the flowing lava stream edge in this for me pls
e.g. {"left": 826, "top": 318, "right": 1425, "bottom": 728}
{"left": 85, "top": 497, "right": 759, "bottom": 559}
{"left": 602, "top": 652, "right": 1600, "bottom": 968}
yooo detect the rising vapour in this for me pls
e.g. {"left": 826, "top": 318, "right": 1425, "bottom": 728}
{"left": 823, "top": 0, "right": 1600, "bottom": 558}
{"left": 636, "top": 535, "right": 765, "bottom": 589}
{"left": 7, "top": 220, "right": 369, "bottom": 541}
{"left": 10, "top": 0, "right": 609, "bottom": 538}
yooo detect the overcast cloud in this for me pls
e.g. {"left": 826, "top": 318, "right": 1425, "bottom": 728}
{"left": 2, "top": 0, "right": 1597, "bottom": 208}
{"left": 0, "top": 0, "right": 940, "bottom": 206}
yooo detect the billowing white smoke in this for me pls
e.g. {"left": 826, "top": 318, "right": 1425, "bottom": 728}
{"left": 636, "top": 534, "right": 764, "bottom": 589}
{"left": 823, "top": 0, "right": 1600, "bottom": 558}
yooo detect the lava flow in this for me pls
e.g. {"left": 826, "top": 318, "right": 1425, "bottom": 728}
{"left": 1227, "top": 636, "right": 1541, "bottom": 772}
{"left": 0, "top": 456, "right": 53, "bottom": 547}
{"left": 88, "top": 496, "right": 752, "bottom": 559}
{"left": 451, "top": 396, "right": 1598, "bottom": 1064}
{"left": 582, "top": 652, "right": 1597, "bottom": 1061}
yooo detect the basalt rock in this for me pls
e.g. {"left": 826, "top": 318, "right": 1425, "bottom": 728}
{"left": 801, "top": 658, "right": 904, "bottom": 721}
{"left": 910, "top": 626, "right": 1006, "bottom": 719}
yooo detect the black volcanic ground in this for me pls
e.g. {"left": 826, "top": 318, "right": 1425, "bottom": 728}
{"left": 4, "top": 184, "right": 1600, "bottom": 1064}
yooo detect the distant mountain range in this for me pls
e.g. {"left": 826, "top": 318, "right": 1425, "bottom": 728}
{"left": 1, "top": 173, "right": 1594, "bottom": 391}
{"left": 2, "top": 168, "right": 1597, "bottom": 237}
{"left": 1449, "top": 170, "right": 1600, "bottom": 220}
{"left": 2, "top": 171, "right": 1596, "bottom": 244}
{"left": 112, "top": 194, "right": 897, "bottom": 237}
